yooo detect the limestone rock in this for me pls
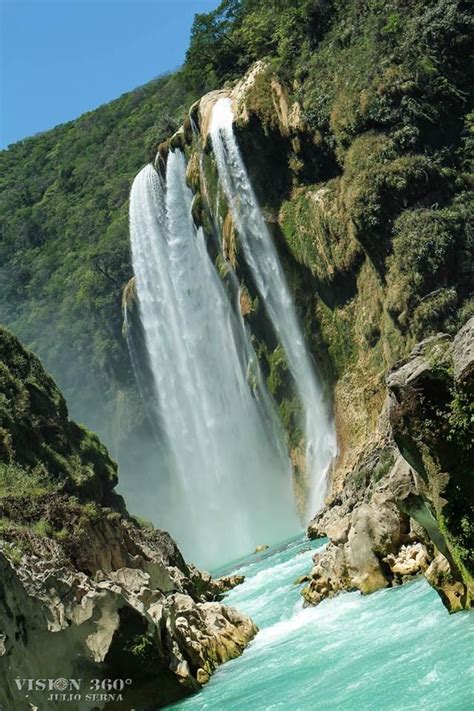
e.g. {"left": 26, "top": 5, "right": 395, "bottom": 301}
{"left": 302, "top": 449, "right": 429, "bottom": 606}
{"left": 325, "top": 515, "right": 351, "bottom": 545}
{"left": 304, "top": 320, "right": 473, "bottom": 613}
{"left": 0, "top": 517, "right": 257, "bottom": 710}
{"left": 384, "top": 542, "right": 430, "bottom": 578}
{"left": 452, "top": 316, "right": 474, "bottom": 383}
{"left": 345, "top": 503, "right": 394, "bottom": 594}
{"left": 211, "top": 574, "right": 245, "bottom": 595}
{"left": 425, "top": 554, "right": 468, "bottom": 613}
{"left": 302, "top": 543, "right": 351, "bottom": 605}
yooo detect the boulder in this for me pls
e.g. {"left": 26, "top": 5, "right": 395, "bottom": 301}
{"left": 452, "top": 317, "right": 474, "bottom": 383}
{"left": 424, "top": 554, "right": 468, "bottom": 613}
{"left": 211, "top": 574, "right": 245, "bottom": 595}
{"left": 384, "top": 542, "right": 430, "bottom": 578}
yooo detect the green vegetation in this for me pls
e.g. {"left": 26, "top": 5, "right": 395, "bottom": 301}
{"left": 33, "top": 518, "right": 54, "bottom": 537}
{"left": 183, "top": 0, "right": 332, "bottom": 93}
{"left": 0, "top": 329, "right": 130, "bottom": 568}
{"left": 0, "top": 326, "right": 120, "bottom": 505}
{"left": 125, "top": 633, "right": 156, "bottom": 659}
{"left": 133, "top": 515, "right": 155, "bottom": 532}
{"left": 0, "top": 463, "right": 58, "bottom": 497}
{"left": 387, "top": 196, "right": 473, "bottom": 334}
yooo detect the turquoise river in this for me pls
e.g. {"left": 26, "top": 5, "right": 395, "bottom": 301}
{"left": 170, "top": 535, "right": 473, "bottom": 710}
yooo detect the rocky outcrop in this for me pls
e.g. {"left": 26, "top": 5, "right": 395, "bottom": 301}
{"left": 303, "top": 451, "right": 433, "bottom": 605}
{"left": 0, "top": 326, "right": 123, "bottom": 509}
{"left": 0, "top": 329, "right": 257, "bottom": 709}
{"left": 387, "top": 319, "right": 474, "bottom": 610}
{"left": 211, "top": 574, "right": 246, "bottom": 595}
{"left": 304, "top": 320, "right": 473, "bottom": 612}
{"left": 0, "top": 520, "right": 256, "bottom": 710}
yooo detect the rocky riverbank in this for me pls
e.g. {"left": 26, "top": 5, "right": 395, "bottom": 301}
{"left": 302, "top": 319, "right": 473, "bottom": 612}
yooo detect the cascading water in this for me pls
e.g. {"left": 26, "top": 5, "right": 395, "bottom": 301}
{"left": 129, "top": 151, "right": 299, "bottom": 569}
{"left": 210, "top": 98, "right": 337, "bottom": 515}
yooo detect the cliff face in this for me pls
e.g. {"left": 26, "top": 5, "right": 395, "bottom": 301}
{"left": 143, "top": 7, "right": 472, "bottom": 606}
{"left": 150, "top": 40, "right": 471, "bottom": 513}
{"left": 302, "top": 319, "right": 473, "bottom": 612}
{"left": 182, "top": 0, "right": 472, "bottom": 495}
{"left": 0, "top": 328, "right": 256, "bottom": 710}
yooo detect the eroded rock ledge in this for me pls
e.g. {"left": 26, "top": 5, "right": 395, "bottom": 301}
{"left": 0, "top": 511, "right": 257, "bottom": 708}
{"left": 0, "top": 509, "right": 256, "bottom": 710}
{"left": 303, "top": 319, "right": 473, "bottom": 613}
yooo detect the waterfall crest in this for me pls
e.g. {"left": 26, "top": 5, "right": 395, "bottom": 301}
{"left": 129, "top": 151, "right": 298, "bottom": 569}
{"left": 210, "top": 98, "right": 337, "bottom": 514}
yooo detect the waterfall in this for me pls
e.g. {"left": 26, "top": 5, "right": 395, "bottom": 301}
{"left": 129, "top": 151, "right": 299, "bottom": 569}
{"left": 210, "top": 98, "right": 337, "bottom": 514}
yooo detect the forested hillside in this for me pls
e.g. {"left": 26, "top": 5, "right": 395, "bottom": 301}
{"left": 0, "top": 4, "right": 473, "bottom": 703}
{"left": 0, "top": 73, "right": 197, "bottom": 446}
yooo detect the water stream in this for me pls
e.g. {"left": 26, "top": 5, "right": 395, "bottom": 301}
{"left": 210, "top": 98, "right": 337, "bottom": 514}
{"left": 129, "top": 153, "right": 298, "bottom": 569}
{"left": 170, "top": 535, "right": 474, "bottom": 710}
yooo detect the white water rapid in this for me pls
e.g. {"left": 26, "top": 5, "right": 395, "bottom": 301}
{"left": 210, "top": 98, "right": 337, "bottom": 514}
{"left": 129, "top": 151, "right": 299, "bottom": 569}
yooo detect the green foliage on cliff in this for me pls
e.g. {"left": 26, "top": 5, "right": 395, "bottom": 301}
{"left": 0, "top": 326, "right": 121, "bottom": 506}
{"left": 184, "top": 0, "right": 331, "bottom": 92}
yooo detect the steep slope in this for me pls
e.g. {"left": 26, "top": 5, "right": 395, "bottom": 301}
{"left": 0, "top": 327, "right": 256, "bottom": 710}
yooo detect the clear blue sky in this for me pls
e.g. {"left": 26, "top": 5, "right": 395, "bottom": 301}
{"left": 0, "top": 0, "right": 219, "bottom": 149}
